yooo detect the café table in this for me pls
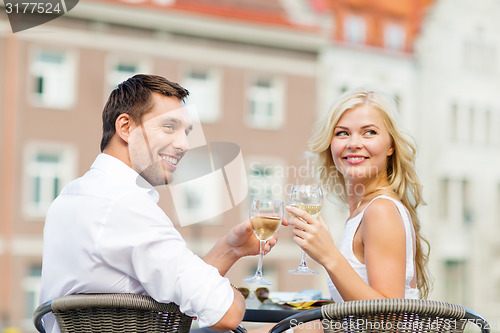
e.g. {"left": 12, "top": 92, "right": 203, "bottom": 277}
{"left": 241, "top": 289, "right": 332, "bottom": 324}
{"left": 243, "top": 302, "right": 301, "bottom": 323}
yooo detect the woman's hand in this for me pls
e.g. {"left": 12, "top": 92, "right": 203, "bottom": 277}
{"left": 286, "top": 206, "right": 337, "bottom": 267}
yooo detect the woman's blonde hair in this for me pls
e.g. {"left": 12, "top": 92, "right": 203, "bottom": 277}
{"left": 309, "top": 88, "right": 431, "bottom": 298}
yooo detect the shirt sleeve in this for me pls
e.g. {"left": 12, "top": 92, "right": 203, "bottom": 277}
{"left": 95, "top": 190, "right": 234, "bottom": 327}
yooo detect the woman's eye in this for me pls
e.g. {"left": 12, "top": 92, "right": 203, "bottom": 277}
{"left": 335, "top": 131, "right": 348, "bottom": 136}
{"left": 365, "top": 130, "right": 376, "bottom": 135}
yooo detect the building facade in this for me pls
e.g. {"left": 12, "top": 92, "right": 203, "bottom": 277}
{"left": 415, "top": 0, "right": 500, "bottom": 323}
{"left": 0, "top": 0, "right": 325, "bottom": 330}
{"left": 320, "top": 0, "right": 500, "bottom": 325}
{"left": 1, "top": 0, "right": 499, "bottom": 331}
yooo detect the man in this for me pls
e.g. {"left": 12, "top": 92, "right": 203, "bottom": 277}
{"left": 39, "top": 74, "right": 276, "bottom": 332}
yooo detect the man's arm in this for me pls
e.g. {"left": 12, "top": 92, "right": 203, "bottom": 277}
{"left": 209, "top": 288, "right": 246, "bottom": 331}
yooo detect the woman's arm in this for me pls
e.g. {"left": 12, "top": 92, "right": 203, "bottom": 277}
{"left": 362, "top": 199, "right": 407, "bottom": 298}
{"left": 287, "top": 199, "right": 407, "bottom": 301}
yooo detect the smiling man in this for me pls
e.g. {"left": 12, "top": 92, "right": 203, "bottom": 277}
{"left": 39, "top": 75, "right": 271, "bottom": 333}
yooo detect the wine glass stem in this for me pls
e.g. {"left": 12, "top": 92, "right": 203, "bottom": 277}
{"left": 299, "top": 249, "right": 308, "bottom": 268}
{"left": 255, "top": 240, "right": 265, "bottom": 278}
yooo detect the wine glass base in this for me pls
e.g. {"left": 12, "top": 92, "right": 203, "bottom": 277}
{"left": 243, "top": 276, "right": 273, "bottom": 285}
{"left": 288, "top": 267, "right": 319, "bottom": 275}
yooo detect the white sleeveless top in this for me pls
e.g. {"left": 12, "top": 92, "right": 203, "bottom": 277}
{"left": 327, "top": 195, "right": 419, "bottom": 302}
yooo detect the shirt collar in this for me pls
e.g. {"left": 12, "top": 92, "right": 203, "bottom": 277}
{"left": 91, "top": 153, "right": 160, "bottom": 202}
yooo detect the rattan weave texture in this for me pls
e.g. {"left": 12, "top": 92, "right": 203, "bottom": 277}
{"left": 51, "top": 293, "right": 193, "bottom": 333}
{"left": 320, "top": 299, "right": 467, "bottom": 333}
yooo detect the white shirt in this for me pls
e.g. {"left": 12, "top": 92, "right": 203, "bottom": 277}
{"left": 328, "top": 195, "right": 419, "bottom": 302}
{"left": 39, "top": 153, "right": 233, "bottom": 332}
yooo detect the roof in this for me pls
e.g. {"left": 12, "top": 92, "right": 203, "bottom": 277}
{"left": 91, "top": 0, "right": 326, "bottom": 31}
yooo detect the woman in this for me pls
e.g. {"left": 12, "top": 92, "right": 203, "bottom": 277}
{"left": 287, "top": 88, "right": 430, "bottom": 301}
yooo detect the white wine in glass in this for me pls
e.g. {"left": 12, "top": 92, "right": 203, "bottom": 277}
{"left": 288, "top": 185, "right": 323, "bottom": 275}
{"left": 251, "top": 216, "right": 281, "bottom": 241}
{"left": 243, "top": 198, "right": 283, "bottom": 285}
{"left": 289, "top": 204, "right": 322, "bottom": 218}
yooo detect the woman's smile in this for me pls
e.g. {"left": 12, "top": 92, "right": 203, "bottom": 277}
{"left": 343, "top": 154, "right": 369, "bottom": 164}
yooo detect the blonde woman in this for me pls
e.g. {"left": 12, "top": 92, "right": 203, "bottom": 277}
{"left": 287, "top": 88, "right": 430, "bottom": 301}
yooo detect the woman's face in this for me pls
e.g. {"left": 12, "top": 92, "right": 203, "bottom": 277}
{"left": 330, "top": 104, "right": 394, "bottom": 184}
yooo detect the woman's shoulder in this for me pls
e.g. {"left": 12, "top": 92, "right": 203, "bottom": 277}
{"left": 362, "top": 196, "right": 405, "bottom": 231}
{"left": 367, "top": 195, "right": 403, "bottom": 209}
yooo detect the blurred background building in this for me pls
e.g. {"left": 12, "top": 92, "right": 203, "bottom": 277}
{"left": 0, "top": 0, "right": 499, "bottom": 331}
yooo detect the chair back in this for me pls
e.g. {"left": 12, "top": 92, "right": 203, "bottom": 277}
{"left": 270, "top": 299, "right": 490, "bottom": 333}
{"left": 33, "top": 293, "right": 193, "bottom": 333}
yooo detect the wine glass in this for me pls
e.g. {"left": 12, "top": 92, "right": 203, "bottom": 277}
{"left": 243, "top": 198, "right": 284, "bottom": 285}
{"left": 288, "top": 184, "right": 323, "bottom": 275}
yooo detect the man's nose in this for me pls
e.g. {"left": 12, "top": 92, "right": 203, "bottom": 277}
{"left": 173, "top": 132, "right": 189, "bottom": 152}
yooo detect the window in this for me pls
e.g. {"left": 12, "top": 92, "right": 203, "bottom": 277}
{"left": 170, "top": 179, "right": 226, "bottom": 226}
{"left": 485, "top": 109, "right": 491, "bottom": 145}
{"left": 247, "top": 159, "right": 284, "bottom": 201}
{"left": 30, "top": 49, "right": 76, "bottom": 109}
{"left": 444, "top": 260, "right": 467, "bottom": 305}
{"left": 107, "top": 59, "right": 150, "bottom": 94}
{"left": 183, "top": 68, "right": 221, "bottom": 123}
{"left": 384, "top": 23, "right": 406, "bottom": 51}
{"left": 393, "top": 94, "right": 401, "bottom": 112}
{"left": 169, "top": 142, "right": 247, "bottom": 227}
{"left": 450, "top": 103, "right": 458, "bottom": 142}
{"left": 249, "top": 164, "right": 274, "bottom": 200}
{"left": 462, "top": 179, "right": 472, "bottom": 224}
{"left": 464, "top": 39, "right": 497, "bottom": 72}
{"left": 493, "top": 110, "right": 500, "bottom": 146}
{"left": 23, "top": 265, "right": 42, "bottom": 321}
{"left": 469, "top": 106, "right": 475, "bottom": 141}
{"left": 344, "top": 15, "right": 366, "bottom": 44}
{"left": 497, "top": 183, "right": 500, "bottom": 225}
{"left": 439, "top": 178, "right": 449, "bottom": 219}
{"left": 23, "top": 143, "right": 77, "bottom": 218}
{"left": 246, "top": 77, "right": 284, "bottom": 130}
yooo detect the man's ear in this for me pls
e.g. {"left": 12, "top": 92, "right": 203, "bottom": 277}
{"left": 115, "top": 113, "right": 132, "bottom": 143}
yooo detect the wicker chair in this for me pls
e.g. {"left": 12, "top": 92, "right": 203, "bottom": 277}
{"left": 33, "top": 293, "right": 194, "bottom": 333}
{"left": 269, "top": 299, "right": 490, "bottom": 333}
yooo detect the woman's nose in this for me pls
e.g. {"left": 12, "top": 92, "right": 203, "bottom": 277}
{"left": 346, "top": 136, "right": 362, "bottom": 149}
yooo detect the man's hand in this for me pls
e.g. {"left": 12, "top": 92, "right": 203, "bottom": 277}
{"left": 225, "top": 219, "right": 280, "bottom": 258}
{"left": 203, "top": 219, "right": 286, "bottom": 276}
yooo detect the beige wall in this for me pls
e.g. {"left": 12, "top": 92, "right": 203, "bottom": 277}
{"left": 0, "top": 3, "right": 322, "bottom": 330}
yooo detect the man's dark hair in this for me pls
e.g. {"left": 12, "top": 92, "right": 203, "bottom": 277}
{"left": 100, "top": 74, "right": 190, "bottom": 152}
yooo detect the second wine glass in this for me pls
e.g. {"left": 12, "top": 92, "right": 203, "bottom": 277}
{"left": 288, "top": 184, "right": 323, "bottom": 275}
{"left": 243, "top": 198, "right": 283, "bottom": 285}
